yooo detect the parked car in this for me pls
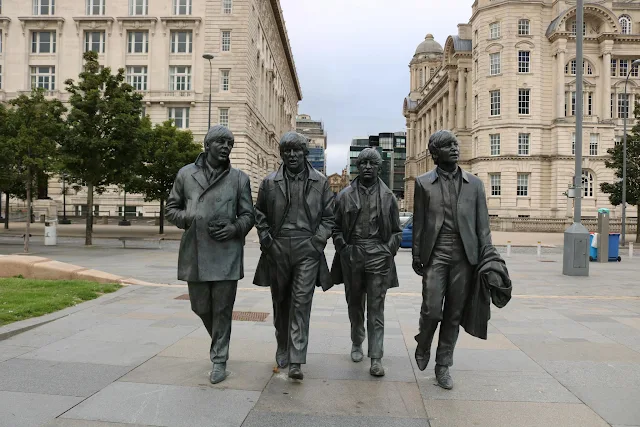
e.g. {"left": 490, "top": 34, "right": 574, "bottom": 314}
{"left": 400, "top": 217, "right": 413, "bottom": 248}
{"left": 399, "top": 212, "right": 413, "bottom": 227}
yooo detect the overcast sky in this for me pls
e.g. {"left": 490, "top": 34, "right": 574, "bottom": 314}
{"left": 279, "top": 0, "right": 471, "bottom": 174}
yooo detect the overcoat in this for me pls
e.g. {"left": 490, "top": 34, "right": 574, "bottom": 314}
{"left": 330, "top": 177, "right": 402, "bottom": 288}
{"left": 412, "top": 167, "right": 492, "bottom": 267}
{"left": 252, "top": 163, "right": 335, "bottom": 292}
{"left": 166, "top": 153, "right": 255, "bottom": 282}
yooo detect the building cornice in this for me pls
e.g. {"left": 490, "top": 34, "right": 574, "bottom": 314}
{"left": 73, "top": 16, "right": 115, "bottom": 36}
{"left": 268, "top": 0, "right": 302, "bottom": 101}
{"left": 157, "top": 16, "right": 200, "bottom": 36}
{"left": 17, "top": 16, "right": 65, "bottom": 35}
{"left": 0, "top": 17, "right": 10, "bottom": 36}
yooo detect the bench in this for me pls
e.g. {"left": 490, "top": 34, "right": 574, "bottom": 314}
{"left": 118, "top": 237, "right": 164, "bottom": 249}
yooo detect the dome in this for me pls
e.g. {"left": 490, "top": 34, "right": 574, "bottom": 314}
{"left": 415, "top": 34, "right": 443, "bottom": 56}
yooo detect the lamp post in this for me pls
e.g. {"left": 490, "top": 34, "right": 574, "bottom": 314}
{"left": 118, "top": 188, "right": 131, "bottom": 226}
{"left": 59, "top": 173, "right": 71, "bottom": 224}
{"left": 203, "top": 54, "right": 214, "bottom": 133}
{"left": 621, "top": 58, "right": 640, "bottom": 247}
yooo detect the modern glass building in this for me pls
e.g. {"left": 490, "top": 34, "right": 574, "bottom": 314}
{"left": 296, "top": 114, "right": 327, "bottom": 175}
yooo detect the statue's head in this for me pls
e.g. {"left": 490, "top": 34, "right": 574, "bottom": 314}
{"left": 356, "top": 147, "right": 382, "bottom": 183}
{"left": 428, "top": 130, "right": 459, "bottom": 166}
{"left": 204, "top": 125, "right": 234, "bottom": 164}
{"left": 279, "top": 131, "right": 309, "bottom": 174}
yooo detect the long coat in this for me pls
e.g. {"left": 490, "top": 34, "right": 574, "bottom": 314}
{"left": 166, "top": 153, "right": 255, "bottom": 282}
{"left": 253, "top": 163, "right": 335, "bottom": 291}
{"left": 330, "top": 177, "right": 402, "bottom": 288}
{"left": 412, "top": 167, "right": 492, "bottom": 267}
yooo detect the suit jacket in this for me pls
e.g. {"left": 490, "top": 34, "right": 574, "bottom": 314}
{"left": 412, "top": 167, "right": 491, "bottom": 266}
{"left": 253, "top": 162, "right": 335, "bottom": 291}
{"left": 165, "top": 153, "right": 255, "bottom": 282}
{"left": 330, "top": 177, "right": 402, "bottom": 288}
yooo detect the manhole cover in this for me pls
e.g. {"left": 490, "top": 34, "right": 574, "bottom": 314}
{"left": 233, "top": 311, "right": 269, "bottom": 322}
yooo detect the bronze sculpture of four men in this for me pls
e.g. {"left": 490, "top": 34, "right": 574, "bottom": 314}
{"left": 168, "top": 126, "right": 510, "bottom": 387}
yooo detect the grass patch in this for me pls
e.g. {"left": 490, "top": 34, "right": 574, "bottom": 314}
{"left": 0, "top": 278, "right": 122, "bottom": 327}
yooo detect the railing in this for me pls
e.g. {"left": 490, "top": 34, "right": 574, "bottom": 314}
{"left": 490, "top": 216, "right": 637, "bottom": 234}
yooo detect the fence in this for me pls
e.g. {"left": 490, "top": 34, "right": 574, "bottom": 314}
{"left": 490, "top": 217, "right": 637, "bottom": 234}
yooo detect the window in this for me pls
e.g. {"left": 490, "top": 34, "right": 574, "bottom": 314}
{"left": 221, "top": 31, "right": 231, "bottom": 52}
{"left": 611, "top": 59, "right": 617, "bottom": 77}
{"left": 518, "top": 19, "right": 530, "bottom": 35}
{"left": 419, "top": 68, "right": 424, "bottom": 86}
{"left": 223, "top": 0, "right": 232, "bottom": 14}
{"left": 0, "top": 33, "right": 2, "bottom": 54}
{"left": 489, "top": 22, "right": 501, "bottom": 39}
{"left": 615, "top": 136, "right": 622, "bottom": 146}
{"left": 170, "top": 31, "right": 193, "bottom": 53}
{"left": 618, "top": 93, "right": 630, "bottom": 118}
{"left": 31, "top": 31, "right": 56, "bottom": 53}
{"left": 169, "top": 107, "right": 189, "bottom": 128}
{"left": 611, "top": 92, "right": 615, "bottom": 118}
{"left": 572, "top": 132, "right": 576, "bottom": 155}
{"left": 570, "top": 20, "right": 586, "bottom": 36}
{"left": 33, "top": 0, "right": 55, "bottom": 15}
{"left": 589, "top": 133, "right": 599, "bottom": 156}
{"left": 86, "top": 0, "right": 105, "bottom": 15}
{"left": 474, "top": 59, "right": 478, "bottom": 80}
{"left": 490, "top": 174, "right": 501, "bottom": 196}
{"left": 84, "top": 31, "right": 106, "bottom": 53}
{"left": 490, "top": 90, "right": 501, "bottom": 116}
{"left": 582, "top": 171, "right": 594, "bottom": 197}
{"left": 619, "top": 59, "right": 629, "bottom": 77}
{"left": 127, "top": 66, "right": 147, "bottom": 91}
{"left": 129, "top": 0, "right": 147, "bottom": 16}
{"left": 0, "top": 65, "right": 2, "bottom": 90}
{"left": 220, "top": 69, "right": 230, "bottom": 91}
{"left": 219, "top": 108, "right": 229, "bottom": 127}
{"left": 490, "top": 134, "right": 500, "bottom": 156}
{"left": 518, "top": 133, "right": 530, "bottom": 155}
{"left": 30, "top": 66, "right": 55, "bottom": 90}
{"left": 570, "top": 91, "right": 576, "bottom": 116}
{"left": 474, "top": 95, "right": 478, "bottom": 120}
{"left": 565, "top": 59, "right": 593, "bottom": 75}
{"left": 632, "top": 64, "right": 640, "bottom": 78}
{"left": 518, "top": 51, "right": 530, "bottom": 73}
{"left": 127, "top": 31, "right": 148, "bottom": 54}
{"left": 169, "top": 66, "right": 191, "bottom": 90}
{"left": 619, "top": 15, "right": 632, "bottom": 35}
{"left": 489, "top": 52, "right": 501, "bottom": 75}
{"left": 173, "top": 0, "right": 191, "bottom": 15}
{"left": 517, "top": 173, "right": 529, "bottom": 196}
{"left": 518, "top": 89, "right": 530, "bottom": 115}
{"left": 587, "top": 92, "right": 593, "bottom": 116}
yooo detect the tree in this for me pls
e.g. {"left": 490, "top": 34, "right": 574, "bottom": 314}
{"left": 601, "top": 101, "right": 640, "bottom": 243}
{"left": 127, "top": 119, "right": 202, "bottom": 234}
{"left": 60, "top": 51, "right": 145, "bottom": 245}
{"left": 1, "top": 91, "right": 67, "bottom": 251}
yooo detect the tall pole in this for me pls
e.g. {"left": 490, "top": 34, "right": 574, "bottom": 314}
{"left": 203, "top": 54, "right": 214, "bottom": 131}
{"left": 622, "top": 59, "right": 640, "bottom": 246}
{"left": 574, "top": 0, "right": 584, "bottom": 223}
{"left": 60, "top": 173, "right": 71, "bottom": 224}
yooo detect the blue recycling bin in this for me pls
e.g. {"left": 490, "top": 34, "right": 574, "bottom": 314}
{"left": 589, "top": 233, "right": 621, "bottom": 262}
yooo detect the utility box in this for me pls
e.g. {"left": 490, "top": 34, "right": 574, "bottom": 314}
{"left": 44, "top": 219, "right": 57, "bottom": 246}
{"left": 562, "top": 223, "right": 590, "bottom": 276}
{"left": 597, "top": 210, "right": 610, "bottom": 263}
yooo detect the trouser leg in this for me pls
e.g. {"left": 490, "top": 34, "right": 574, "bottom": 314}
{"left": 414, "top": 259, "right": 447, "bottom": 353}
{"left": 344, "top": 273, "right": 366, "bottom": 347}
{"left": 288, "top": 256, "right": 320, "bottom": 364}
{"left": 209, "top": 280, "right": 238, "bottom": 363}
{"left": 188, "top": 282, "right": 213, "bottom": 337}
{"left": 366, "top": 273, "right": 386, "bottom": 359}
{"left": 271, "top": 284, "right": 291, "bottom": 353}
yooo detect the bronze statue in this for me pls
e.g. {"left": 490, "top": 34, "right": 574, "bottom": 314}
{"left": 412, "top": 130, "right": 492, "bottom": 389}
{"left": 166, "top": 125, "right": 255, "bottom": 384}
{"left": 331, "top": 148, "right": 402, "bottom": 376}
{"left": 253, "top": 132, "right": 335, "bottom": 380}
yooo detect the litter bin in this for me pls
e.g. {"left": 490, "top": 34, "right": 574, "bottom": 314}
{"left": 44, "top": 219, "right": 57, "bottom": 246}
{"left": 589, "top": 233, "right": 621, "bottom": 262}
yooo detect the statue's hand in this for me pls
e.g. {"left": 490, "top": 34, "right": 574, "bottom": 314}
{"left": 210, "top": 223, "right": 237, "bottom": 241}
{"left": 412, "top": 259, "right": 424, "bottom": 276}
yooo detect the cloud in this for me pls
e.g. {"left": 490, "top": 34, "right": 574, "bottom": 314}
{"left": 280, "top": 0, "right": 472, "bottom": 174}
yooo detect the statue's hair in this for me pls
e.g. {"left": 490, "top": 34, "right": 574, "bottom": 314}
{"left": 204, "top": 125, "right": 234, "bottom": 149}
{"left": 428, "top": 130, "right": 457, "bottom": 165}
{"left": 356, "top": 147, "right": 382, "bottom": 167}
{"left": 279, "top": 131, "right": 309, "bottom": 156}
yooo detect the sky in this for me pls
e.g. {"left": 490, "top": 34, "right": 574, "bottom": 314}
{"left": 279, "top": 0, "right": 472, "bottom": 175}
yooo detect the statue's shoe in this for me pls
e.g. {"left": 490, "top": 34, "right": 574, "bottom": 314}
{"left": 435, "top": 365, "right": 453, "bottom": 390}
{"left": 370, "top": 359, "right": 385, "bottom": 377}
{"left": 415, "top": 346, "right": 429, "bottom": 371}
{"left": 276, "top": 347, "right": 289, "bottom": 368}
{"left": 210, "top": 363, "right": 227, "bottom": 384}
{"left": 288, "top": 363, "right": 304, "bottom": 380}
{"left": 351, "top": 344, "right": 364, "bottom": 363}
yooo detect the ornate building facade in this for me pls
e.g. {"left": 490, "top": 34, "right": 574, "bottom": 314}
{"left": 403, "top": 0, "right": 640, "bottom": 220}
{"left": 0, "top": 0, "right": 301, "bottom": 217}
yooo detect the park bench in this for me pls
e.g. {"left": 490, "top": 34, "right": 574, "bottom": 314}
{"left": 118, "top": 237, "right": 164, "bottom": 249}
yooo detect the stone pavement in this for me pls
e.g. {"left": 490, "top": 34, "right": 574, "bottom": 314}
{"left": 0, "top": 242, "right": 639, "bottom": 426}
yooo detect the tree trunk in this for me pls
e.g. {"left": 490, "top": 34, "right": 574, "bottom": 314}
{"left": 636, "top": 205, "right": 640, "bottom": 244}
{"left": 86, "top": 182, "right": 94, "bottom": 246}
{"left": 159, "top": 198, "right": 165, "bottom": 235}
{"left": 24, "top": 172, "right": 31, "bottom": 253}
{"left": 3, "top": 192, "right": 8, "bottom": 230}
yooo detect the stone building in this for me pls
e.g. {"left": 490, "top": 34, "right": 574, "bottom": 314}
{"left": 0, "top": 0, "right": 301, "bottom": 218}
{"left": 328, "top": 167, "right": 349, "bottom": 196}
{"left": 296, "top": 114, "right": 327, "bottom": 175}
{"left": 403, "top": 0, "right": 640, "bottom": 221}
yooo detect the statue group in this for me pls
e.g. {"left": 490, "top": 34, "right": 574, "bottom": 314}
{"left": 167, "top": 126, "right": 511, "bottom": 387}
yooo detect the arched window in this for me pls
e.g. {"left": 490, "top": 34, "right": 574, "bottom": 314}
{"left": 582, "top": 170, "right": 594, "bottom": 198}
{"left": 619, "top": 15, "right": 632, "bottom": 35}
{"left": 565, "top": 59, "right": 594, "bottom": 75}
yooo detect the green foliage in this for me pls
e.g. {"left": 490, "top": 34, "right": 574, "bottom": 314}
{"left": 0, "top": 278, "right": 121, "bottom": 326}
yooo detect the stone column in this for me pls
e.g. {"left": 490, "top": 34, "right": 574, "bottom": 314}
{"left": 556, "top": 49, "right": 566, "bottom": 119}
{"left": 457, "top": 68, "right": 466, "bottom": 129}
{"left": 602, "top": 50, "right": 612, "bottom": 119}
{"left": 436, "top": 101, "right": 442, "bottom": 131}
{"left": 448, "top": 78, "right": 456, "bottom": 129}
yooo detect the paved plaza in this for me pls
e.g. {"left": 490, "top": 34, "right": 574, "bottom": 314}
{"left": 1, "top": 236, "right": 640, "bottom": 427}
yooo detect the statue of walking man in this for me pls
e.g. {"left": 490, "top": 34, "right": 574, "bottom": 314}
{"left": 166, "top": 125, "right": 255, "bottom": 384}
{"left": 253, "top": 131, "right": 335, "bottom": 380}
{"left": 331, "top": 148, "right": 402, "bottom": 376}
{"left": 412, "top": 130, "right": 492, "bottom": 389}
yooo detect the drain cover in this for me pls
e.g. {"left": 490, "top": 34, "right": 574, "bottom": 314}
{"left": 233, "top": 311, "right": 269, "bottom": 322}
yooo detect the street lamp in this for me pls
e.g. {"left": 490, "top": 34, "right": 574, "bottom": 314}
{"left": 203, "top": 54, "right": 214, "bottom": 131}
{"left": 621, "top": 58, "right": 640, "bottom": 247}
{"left": 59, "top": 173, "right": 71, "bottom": 224}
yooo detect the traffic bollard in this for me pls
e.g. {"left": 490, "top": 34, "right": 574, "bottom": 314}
{"left": 506, "top": 241, "right": 512, "bottom": 258}
{"left": 537, "top": 241, "right": 542, "bottom": 259}
{"left": 630, "top": 242, "right": 634, "bottom": 259}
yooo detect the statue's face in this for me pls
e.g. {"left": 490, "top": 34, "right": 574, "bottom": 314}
{"left": 435, "top": 137, "right": 460, "bottom": 165}
{"left": 357, "top": 159, "right": 380, "bottom": 182}
{"left": 281, "top": 143, "right": 306, "bottom": 174}
{"left": 207, "top": 135, "right": 234, "bottom": 164}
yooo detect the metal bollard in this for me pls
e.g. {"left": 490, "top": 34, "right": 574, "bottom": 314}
{"left": 630, "top": 242, "right": 634, "bottom": 259}
{"left": 506, "top": 241, "right": 512, "bottom": 258}
{"left": 537, "top": 241, "right": 542, "bottom": 259}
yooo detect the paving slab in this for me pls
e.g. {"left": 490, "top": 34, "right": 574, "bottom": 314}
{"left": 516, "top": 341, "right": 640, "bottom": 363}
{"left": 62, "top": 381, "right": 260, "bottom": 427}
{"left": 0, "top": 343, "right": 36, "bottom": 362}
{"left": 44, "top": 420, "right": 157, "bottom": 427}
{"left": 301, "top": 353, "right": 416, "bottom": 382}
{"left": 159, "top": 336, "right": 276, "bottom": 363}
{"left": 451, "top": 348, "right": 545, "bottom": 372}
{"left": 69, "top": 323, "right": 197, "bottom": 345}
{"left": 0, "top": 391, "right": 83, "bottom": 427}
{"left": 241, "top": 411, "right": 430, "bottom": 427}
